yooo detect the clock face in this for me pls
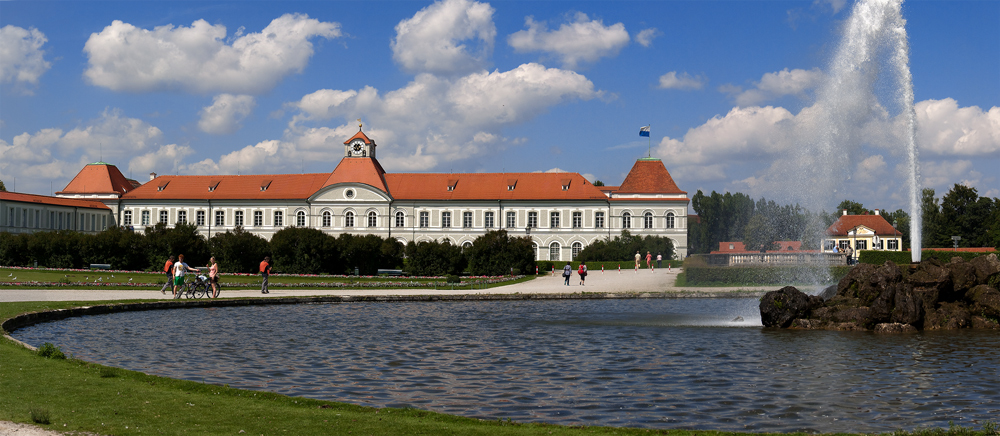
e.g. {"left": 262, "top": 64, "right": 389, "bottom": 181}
{"left": 352, "top": 142, "right": 364, "bottom": 155}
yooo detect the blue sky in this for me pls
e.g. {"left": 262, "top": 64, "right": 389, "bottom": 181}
{"left": 2, "top": 0, "right": 997, "bottom": 214}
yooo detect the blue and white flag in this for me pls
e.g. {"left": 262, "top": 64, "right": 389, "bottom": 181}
{"left": 639, "top": 125, "right": 650, "bottom": 137}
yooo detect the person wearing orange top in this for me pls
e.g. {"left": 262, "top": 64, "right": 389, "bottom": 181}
{"left": 260, "top": 256, "right": 272, "bottom": 294}
{"left": 159, "top": 255, "right": 175, "bottom": 295}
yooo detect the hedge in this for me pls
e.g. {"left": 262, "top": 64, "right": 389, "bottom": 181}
{"left": 534, "top": 259, "right": 683, "bottom": 274}
{"left": 858, "top": 250, "right": 997, "bottom": 265}
{"left": 684, "top": 265, "right": 851, "bottom": 286}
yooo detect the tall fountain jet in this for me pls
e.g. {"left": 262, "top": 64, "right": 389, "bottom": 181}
{"left": 810, "top": 0, "right": 922, "bottom": 261}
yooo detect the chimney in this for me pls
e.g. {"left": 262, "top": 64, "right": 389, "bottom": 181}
{"left": 842, "top": 209, "right": 848, "bottom": 216}
{"left": 149, "top": 172, "right": 157, "bottom": 181}
{"left": 874, "top": 209, "right": 880, "bottom": 216}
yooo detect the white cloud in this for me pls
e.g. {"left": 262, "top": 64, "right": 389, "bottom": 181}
{"left": 635, "top": 28, "right": 659, "bottom": 47}
{"left": 0, "top": 25, "right": 52, "bottom": 92}
{"left": 83, "top": 14, "right": 341, "bottom": 94}
{"left": 726, "top": 68, "right": 825, "bottom": 106}
{"left": 815, "top": 0, "right": 848, "bottom": 14}
{"left": 854, "top": 154, "right": 886, "bottom": 183}
{"left": 129, "top": 144, "right": 195, "bottom": 175}
{"left": 198, "top": 94, "right": 257, "bottom": 134}
{"left": 915, "top": 98, "right": 1000, "bottom": 156}
{"left": 658, "top": 71, "right": 706, "bottom": 90}
{"left": 507, "top": 12, "right": 629, "bottom": 69}
{"left": 286, "top": 63, "right": 598, "bottom": 171}
{"left": 919, "top": 160, "right": 974, "bottom": 190}
{"left": 0, "top": 109, "right": 165, "bottom": 193}
{"left": 391, "top": 0, "right": 496, "bottom": 75}
{"left": 655, "top": 105, "right": 796, "bottom": 167}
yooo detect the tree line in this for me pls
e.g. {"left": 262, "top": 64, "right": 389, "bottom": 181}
{"left": 689, "top": 184, "right": 1000, "bottom": 255}
{"left": 0, "top": 224, "right": 539, "bottom": 276}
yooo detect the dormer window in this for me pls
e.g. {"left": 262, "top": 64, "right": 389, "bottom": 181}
{"left": 507, "top": 179, "right": 517, "bottom": 191}
{"left": 208, "top": 180, "right": 221, "bottom": 192}
{"left": 447, "top": 179, "right": 458, "bottom": 192}
{"left": 157, "top": 181, "right": 169, "bottom": 192}
{"left": 561, "top": 179, "right": 571, "bottom": 191}
{"left": 260, "top": 179, "right": 272, "bottom": 192}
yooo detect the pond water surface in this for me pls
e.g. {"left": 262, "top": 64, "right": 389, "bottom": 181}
{"left": 12, "top": 298, "right": 1000, "bottom": 433}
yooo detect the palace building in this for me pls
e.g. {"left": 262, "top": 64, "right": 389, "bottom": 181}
{"left": 37, "top": 128, "right": 690, "bottom": 260}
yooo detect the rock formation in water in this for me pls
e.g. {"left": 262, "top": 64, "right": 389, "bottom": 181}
{"left": 759, "top": 254, "right": 1000, "bottom": 331}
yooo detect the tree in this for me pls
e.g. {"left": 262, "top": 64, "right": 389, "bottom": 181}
{"left": 0, "top": 179, "right": 6, "bottom": 191}
{"left": 83, "top": 226, "right": 148, "bottom": 270}
{"left": 337, "top": 234, "right": 403, "bottom": 275}
{"left": 882, "top": 209, "right": 910, "bottom": 249}
{"left": 466, "top": 230, "right": 535, "bottom": 275}
{"left": 576, "top": 230, "right": 675, "bottom": 262}
{"left": 939, "top": 184, "right": 996, "bottom": 248}
{"left": 742, "top": 213, "right": 780, "bottom": 252}
{"left": 835, "top": 199, "right": 871, "bottom": 216}
{"left": 404, "top": 240, "right": 466, "bottom": 276}
{"left": 209, "top": 227, "right": 271, "bottom": 274}
{"left": 270, "top": 227, "right": 338, "bottom": 274}
{"left": 592, "top": 180, "right": 605, "bottom": 187}
{"left": 144, "top": 222, "right": 210, "bottom": 270}
{"left": 921, "top": 188, "right": 945, "bottom": 248}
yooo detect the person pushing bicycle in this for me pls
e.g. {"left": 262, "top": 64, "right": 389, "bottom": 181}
{"left": 171, "top": 254, "right": 200, "bottom": 297}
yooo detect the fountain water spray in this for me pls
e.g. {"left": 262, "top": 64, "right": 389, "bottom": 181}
{"left": 806, "top": 0, "right": 922, "bottom": 262}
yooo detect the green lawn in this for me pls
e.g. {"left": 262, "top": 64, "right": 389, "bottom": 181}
{"left": 1, "top": 301, "right": 996, "bottom": 436}
{"left": 0, "top": 267, "right": 531, "bottom": 290}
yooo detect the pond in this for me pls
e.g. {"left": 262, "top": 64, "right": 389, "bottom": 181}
{"left": 12, "top": 298, "right": 1000, "bottom": 433}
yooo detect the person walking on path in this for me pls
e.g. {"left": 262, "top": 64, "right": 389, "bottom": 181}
{"left": 656, "top": 253, "right": 662, "bottom": 269}
{"left": 578, "top": 262, "right": 588, "bottom": 285}
{"left": 646, "top": 251, "right": 654, "bottom": 272}
{"left": 634, "top": 251, "right": 641, "bottom": 271}
{"left": 208, "top": 257, "right": 220, "bottom": 298}
{"left": 562, "top": 262, "right": 572, "bottom": 286}
{"left": 171, "top": 254, "right": 199, "bottom": 297}
{"left": 260, "top": 256, "right": 272, "bottom": 294}
{"left": 159, "top": 255, "right": 175, "bottom": 294}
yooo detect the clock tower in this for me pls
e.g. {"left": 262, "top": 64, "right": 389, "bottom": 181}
{"left": 343, "top": 121, "right": 376, "bottom": 158}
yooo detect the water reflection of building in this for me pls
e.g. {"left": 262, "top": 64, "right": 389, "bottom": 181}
{"left": 823, "top": 209, "right": 903, "bottom": 262}
{"left": 47, "top": 129, "right": 689, "bottom": 260}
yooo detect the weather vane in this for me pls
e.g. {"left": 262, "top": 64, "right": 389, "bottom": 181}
{"left": 357, "top": 118, "right": 363, "bottom": 130}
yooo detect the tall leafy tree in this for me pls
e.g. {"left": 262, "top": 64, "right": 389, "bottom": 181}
{"left": 939, "top": 184, "right": 996, "bottom": 248}
{"left": 270, "top": 227, "right": 338, "bottom": 274}
{"left": 466, "top": 230, "right": 535, "bottom": 275}
{"left": 144, "top": 222, "right": 210, "bottom": 270}
{"left": 404, "top": 240, "right": 466, "bottom": 276}
{"left": 209, "top": 226, "right": 271, "bottom": 274}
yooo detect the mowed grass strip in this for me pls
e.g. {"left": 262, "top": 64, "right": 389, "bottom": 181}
{"left": 0, "top": 267, "right": 530, "bottom": 290}
{"left": 2, "top": 300, "right": 780, "bottom": 436}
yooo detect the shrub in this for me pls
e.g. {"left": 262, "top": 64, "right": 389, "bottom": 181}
{"left": 144, "top": 222, "right": 210, "bottom": 271}
{"left": 28, "top": 407, "right": 50, "bottom": 425}
{"left": 446, "top": 274, "right": 461, "bottom": 283}
{"left": 859, "top": 250, "right": 996, "bottom": 265}
{"left": 465, "top": 230, "right": 535, "bottom": 276}
{"left": 270, "top": 227, "right": 338, "bottom": 274}
{"left": 684, "top": 264, "right": 851, "bottom": 286}
{"left": 337, "top": 234, "right": 403, "bottom": 275}
{"left": 404, "top": 240, "right": 466, "bottom": 276}
{"left": 209, "top": 226, "right": 271, "bottom": 274}
{"left": 37, "top": 342, "right": 66, "bottom": 359}
{"left": 575, "top": 230, "right": 675, "bottom": 263}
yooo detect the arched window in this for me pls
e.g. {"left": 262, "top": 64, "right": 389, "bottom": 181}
{"left": 572, "top": 242, "right": 582, "bottom": 260}
{"left": 462, "top": 241, "right": 473, "bottom": 252}
{"left": 322, "top": 211, "right": 331, "bottom": 227}
{"left": 395, "top": 211, "right": 405, "bottom": 227}
{"left": 549, "top": 242, "right": 561, "bottom": 261}
{"left": 345, "top": 211, "right": 355, "bottom": 227}
{"left": 532, "top": 243, "right": 539, "bottom": 261}
{"left": 644, "top": 212, "right": 653, "bottom": 229}
{"left": 622, "top": 212, "right": 631, "bottom": 229}
{"left": 296, "top": 210, "right": 306, "bottom": 227}
{"left": 666, "top": 212, "right": 675, "bottom": 229}
{"left": 367, "top": 211, "right": 377, "bottom": 227}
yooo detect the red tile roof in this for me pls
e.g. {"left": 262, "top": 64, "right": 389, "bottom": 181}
{"left": 826, "top": 214, "right": 901, "bottom": 236}
{"left": 616, "top": 158, "right": 686, "bottom": 195}
{"left": 343, "top": 129, "right": 374, "bottom": 145}
{"left": 121, "top": 173, "right": 331, "bottom": 200}
{"left": 1, "top": 191, "right": 110, "bottom": 210}
{"left": 322, "top": 157, "right": 388, "bottom": 193}
{"left": 712, "top": 241, "right": 804, "bottom": 253}
{"left": 384, "top": 172, "right": 608, "bottom": 201}
{"left": 57, "top": 163, "right": 134, "bottom": 196}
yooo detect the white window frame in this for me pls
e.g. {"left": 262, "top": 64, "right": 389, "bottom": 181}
{"left": 644, "top": 212, "right": 653, "bottom": 229}
{"left": 549, "top": 242, "right": 560, "bottom": 261}
{"left": 123, "top": 210, "right": 133, "bottom": 226}
{"left": 215, "top": 210, "right": 225, "bottom": 227}
{"left": 442, "top": 211, "right": 451, "bottom": 228}
{"left": 368, "top": 211, "right": 377, "bottom": 227}
{"left": 506, "top": 211, "right": 516, "bottom": 228}
{"left": 345, "top": 211, "right": 354, "bottom": 227}
{"left": 622, "top": 212, "right": 631, "bottom": 229}
{"left": 527, "top": 211, "right": 538, "bottom": 228}
{"left": 274, "top": 211, "right": 284, "bottom": 227}
{"left": 595, "top": 212, "right": 604, "bottom": 228}
{"left": 296, "top": 210, "right": 306, "bottom": 227}
{"left": 485, "top": 211, "right": 494, "bottom": 228}
{"left": 159, "top": 210, "right": 169, "bottom": 224}
{"left": 322, "top": 211, "right": 331, "bottom": 227}
{"left": 463, "top": 211, "right": 473, "bottom": 228}
{"left": 419, "top": 211, "right": 429, "bottom": 228}
{"left": 196, "top": 210, "right": 206, "bottom": 227}
{"left": 550, "top": 211, "right": 560, "bottom": 228}
{"left": 253, "top": 211, "right": 263, "bottom": 227}
{"left": 395, "top": 211, "right": 405, "bottom": 227}
{"left": 666, "top": 212, "right": 675, "bottom": 229}
{"left": 235, "top": 211, "right": 244, "bottom": 227}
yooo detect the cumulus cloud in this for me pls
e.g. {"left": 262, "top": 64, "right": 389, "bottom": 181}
{"left": 915, "top": 98, "right": 1000, "bottom": 156}
{"left": 724, "top": 68, "right": 825, "bottom": 106}
{"left": 83, "top": 14, "right": 341, "bottom": 94}
{"left": 129, "top": 144, "right": 195, "bottom": 175}
{"left": 658, "top": 71, "right": 706, "bottom": 90}
{"left": 854, "top": 154, "right": 887, "bottom": 183}
{"left": 198, "top": 94, "right": 257, "bottom": 134}
{"left": 919, "top": 160, "right": 975, "bottom": 190}
{"left": 635, "top": 28, "right": 659, "bottom": 47}
{"left": 286, "top": 63, "right": 598, "bottom": 171}
{"left": 507, "top": 12, "right": 629, "bottom": 69}
{"left": 0, "top": 109, "right": 165, "bottom": 193}
{"left": 0, "top": 25, "right": 52, "bottom": 92}
{"left": 391, "top": 0, "right": 496, "bottom": 75}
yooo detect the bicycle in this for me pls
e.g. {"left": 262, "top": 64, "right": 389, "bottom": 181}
{"left": 173, "top": 275, "right": 212, "bottom": 299}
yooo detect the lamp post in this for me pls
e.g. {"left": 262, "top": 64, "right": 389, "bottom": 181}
{"left": 952, "top": 235, "right": 961, "bottom": 251}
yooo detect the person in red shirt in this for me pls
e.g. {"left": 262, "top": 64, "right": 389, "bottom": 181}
{"left": 159, "top": 255, "right": 175, "bottom": 295}
{"left": 646, "top": 251, "right": 653, "bottom": 272}
{"left": 260, "top": 256, "right": 272, "bottom": 294}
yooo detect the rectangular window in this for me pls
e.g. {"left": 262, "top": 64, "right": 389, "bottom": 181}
{"left": 572, "top": 212, "right": 582, "bottom": 228}
{"left": 159, "top": 210, "right": 169, "bottom": 224}
{"left": 215, "top": 210, "right": 225, "bottom": 227}
{"left": 595, "top": 212, "right": 605, "bottom": 229}
{"left": 50, "top": 211, "right": 55, "bottom": 229}
{"left": 274, "top": 211, "right": 283, "bottom": 227}
{"left": 196, "top": 210, "right": 205, "bottom": 227}
{"left": 839, "top": 240, "right": 850, "bottom": 251}
{"left": 463, "top": 211, "right": 473, "bottom": 228}
{"left": 142, "top": 211, "right": 150, "bottom": 226}
{"left": 506, "top": 211, "right": 516, "bottom": 228}
{"left": 420, "top": 211, "right": 429, "bottom": 227}
{"left": 887, "top": 240, "right": 899, "bottom": 250}
{"left": 856, "top": 240, "right": 867, "bottom": 250}
{"left": 123, "top": 210, "right": 133, "bottom": 226}
{"left": 254, "top": 211, "right": 263, "bottom": 227}
{"left": 528, "top": 211, "right": 538, "bottom": 228}
{"left": 235, "top": 210, "right": 244, "bottom": 227}
{"left": 177, "top": 210, "right": 187, "bottom": 225}
{"left": 550, "top": 211, "right": 560, "bottom": 228}
{"left": 35, "top": 210, "right": 40, "bottom": 228}
{"left": 442, "top": 211, "right": 451, "bottom": 228}
{"left": 485, "top": 211, "right": 494, "bottom": 228}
